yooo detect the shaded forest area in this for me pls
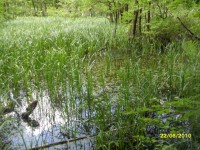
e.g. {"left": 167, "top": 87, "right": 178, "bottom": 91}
{"left": 0, "top": 0, "right": 200, "bottom": 41}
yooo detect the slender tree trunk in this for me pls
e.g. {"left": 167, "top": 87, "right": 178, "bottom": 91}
{"left": 116, "top": 11, "right": 119, "bottom": 24}
{"left": 113, "top": 2, "right": 118, "bottom": 38}
{"left": 120, "top": 6, "right": 124, "bottom": 19}
{"left": 113, "top": 1, "right": 118, "bottom": 23}
{"left": 133, "top": 0, "right": 139, "bottom": 36}
{"left": 41, "top": 2, "right": 43, "bottom": 16}
{"left": 147, "top": 2, "right": 151, "bottom": 31}
{"left": 139, "top": 8, "right": 142, "bottom": 35}
{"left": 44, "top": 1, "right": 47, "bottom": 16}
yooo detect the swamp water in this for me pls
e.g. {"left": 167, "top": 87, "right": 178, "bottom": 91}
{"left": 0, "top": 46, "right": 194, "bottom": 149}
{"left": 1, "top": 90, "right": 98, "bottom": 149}
{"left": 0, "top": 47, "right": 127, "bottom": 149}
{"left": 1, "top": 87, "right": 190, "bottom": 149}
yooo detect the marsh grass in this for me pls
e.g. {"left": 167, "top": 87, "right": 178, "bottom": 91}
{"left": 0, "top": 17, "right": 200, "bottom": 149}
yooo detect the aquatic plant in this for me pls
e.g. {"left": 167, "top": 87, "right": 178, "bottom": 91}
{"left": 0, "top": 17, "right": 200, "bottom": 149}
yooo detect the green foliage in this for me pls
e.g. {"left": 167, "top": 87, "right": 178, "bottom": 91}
{"left": 182, "top": 40, "right": 198, "bottom": 58}
{"left": 0, "top": 8, "right": 200, "bottom": 149}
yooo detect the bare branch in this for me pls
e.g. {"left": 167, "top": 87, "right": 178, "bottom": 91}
{"left": 177, "top": 17, "right": 200, "bottom": 41}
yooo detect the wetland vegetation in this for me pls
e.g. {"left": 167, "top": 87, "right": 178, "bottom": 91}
{"left": 0, "top": 0, "right": 200, "bottom": 149}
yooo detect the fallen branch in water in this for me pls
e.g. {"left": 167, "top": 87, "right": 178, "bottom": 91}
{"left": 29, "top": 134, "right": 96, "bottom": 150}
{"left": 29, "top": 125, "right": 124, "bottom": 149}
{"left": 177, "top": 17, "right": 200, "bottom": 41}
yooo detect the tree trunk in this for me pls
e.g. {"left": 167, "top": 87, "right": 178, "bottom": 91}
{"left": 120, "top": 6, "right": 124, "bottom": 19}
{"left": 133, "top": 0, "right": 139, "bottom": 36}
{"left": 44, "top": 1, "right": 47, "bottom": 16}
{"left": 139, "top": 8, "right": 142, "bottom": 35}
{"left": 147, "top": 2, "right": 151, "bottom": 31}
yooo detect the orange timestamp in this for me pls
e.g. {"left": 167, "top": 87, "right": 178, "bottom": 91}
{"left": 160, "top": 133, "right": 192, "bottom": 139}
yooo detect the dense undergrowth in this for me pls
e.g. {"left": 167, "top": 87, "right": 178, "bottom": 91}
{"left": 0, "top": 17, "right": 200, "bottom": 149}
